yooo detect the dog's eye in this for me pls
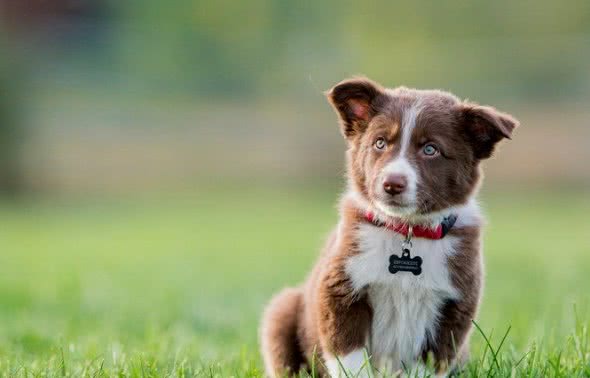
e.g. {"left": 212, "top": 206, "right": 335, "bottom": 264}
{"left": 422, "top": 143, "right": 439, "bottom": 156}
{"left": 374, "top": 137, "right": 387, "bottom": 150}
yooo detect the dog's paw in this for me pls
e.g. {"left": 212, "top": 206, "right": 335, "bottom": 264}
{"left": 325, "top": 349, "right": 372, "bottom": 378}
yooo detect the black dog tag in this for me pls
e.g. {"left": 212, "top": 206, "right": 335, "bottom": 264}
{"left": 389, "top": 248, "right": 422, "bottom": 276}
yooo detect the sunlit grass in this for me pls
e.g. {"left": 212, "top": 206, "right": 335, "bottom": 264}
{"left": 0, "top": 188, "right": 588, "bottom": 376}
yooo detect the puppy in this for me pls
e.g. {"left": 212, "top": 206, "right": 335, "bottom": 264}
{"left": 260, "top": 77, "right": 518, "bottom": 377}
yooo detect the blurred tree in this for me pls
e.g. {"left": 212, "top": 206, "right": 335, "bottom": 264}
{"left": 106, "top": 0, "right": 590, "bottom": 100}
{"left": 0, "top": 40, "right": 25, "bottom": 195}
{"left": 0, "top": 0, "right": 111, "bottom": 194}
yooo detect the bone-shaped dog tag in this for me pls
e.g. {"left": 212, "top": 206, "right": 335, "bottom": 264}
{"left": 389, "top": 248, "right": 422, "bottom": 276}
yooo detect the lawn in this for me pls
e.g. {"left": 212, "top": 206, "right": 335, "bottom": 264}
{"left": 0, "top": 188, "right": 589, "bottom": 377}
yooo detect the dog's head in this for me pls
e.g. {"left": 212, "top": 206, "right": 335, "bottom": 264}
{"left": 327, "top": 77, "right": 518, "bottom": 219}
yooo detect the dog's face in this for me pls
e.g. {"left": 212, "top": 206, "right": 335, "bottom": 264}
{"left": 328, "top": 77, "right": 518, "bottom": 218}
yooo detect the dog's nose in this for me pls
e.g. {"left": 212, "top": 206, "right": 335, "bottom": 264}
{"left": 383, "top": 174, "right": 407, "bottom": 195}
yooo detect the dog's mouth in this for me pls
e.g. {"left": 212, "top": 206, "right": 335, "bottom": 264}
{"left": 373, "top": 198, "right": 417, "bottom": 217}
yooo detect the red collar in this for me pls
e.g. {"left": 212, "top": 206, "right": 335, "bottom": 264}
{"left": 364, "top": 211, "right": 458, "bottom": 240}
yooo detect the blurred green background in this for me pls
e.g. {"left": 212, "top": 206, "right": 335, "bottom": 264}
{"left": 0, "top": 1, "right": 589, "bottom": 376}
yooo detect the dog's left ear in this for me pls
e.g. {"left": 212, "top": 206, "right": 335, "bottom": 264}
{"left": 458, "top": 103, "right": 519, "bottom": 159}
{"left": 327, "top": 77, "right": 386, "bottom": 140}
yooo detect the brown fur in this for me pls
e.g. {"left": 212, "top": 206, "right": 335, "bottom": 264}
{"left": 260, "top": 287, "right": 304, "bottom": 375}
{"left": 260, "top": 77, "right": 518, "bottom": 377}
{"left": 422, "top": 226, "right": 483, "bottom": 372}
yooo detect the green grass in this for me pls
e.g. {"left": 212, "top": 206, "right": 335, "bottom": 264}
{"left": 0, "top": 188, "right": 589, "bottom": 377}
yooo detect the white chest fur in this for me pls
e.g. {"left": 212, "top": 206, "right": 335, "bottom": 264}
{"left": 345, "top": 223, "right": 461, "bottom": 371}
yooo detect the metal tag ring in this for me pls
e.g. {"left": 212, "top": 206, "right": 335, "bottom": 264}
{"left": 405, "top": 225, "right": 413, "bottom": 243}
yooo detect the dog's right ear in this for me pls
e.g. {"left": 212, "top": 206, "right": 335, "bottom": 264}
{"left": 326, "top": 77, "right": 386, "bottom": 139}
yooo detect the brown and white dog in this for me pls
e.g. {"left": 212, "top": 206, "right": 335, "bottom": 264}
{"left": 260, "top": 77, "right": 518, "bottom": 377}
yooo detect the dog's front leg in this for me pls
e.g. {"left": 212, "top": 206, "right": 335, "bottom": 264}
{"left": 421, "top": 298, "right": 478, "bottom": 376}
{"left": 317, "top": 257, "right": 372, "bottom": 378}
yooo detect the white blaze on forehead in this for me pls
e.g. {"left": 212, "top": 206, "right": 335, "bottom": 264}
{"left": 377, "top": 100, "right": 422, "bottom": 212}
{"left": 400, "top": 100, "right": 423, "bottom": 155}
